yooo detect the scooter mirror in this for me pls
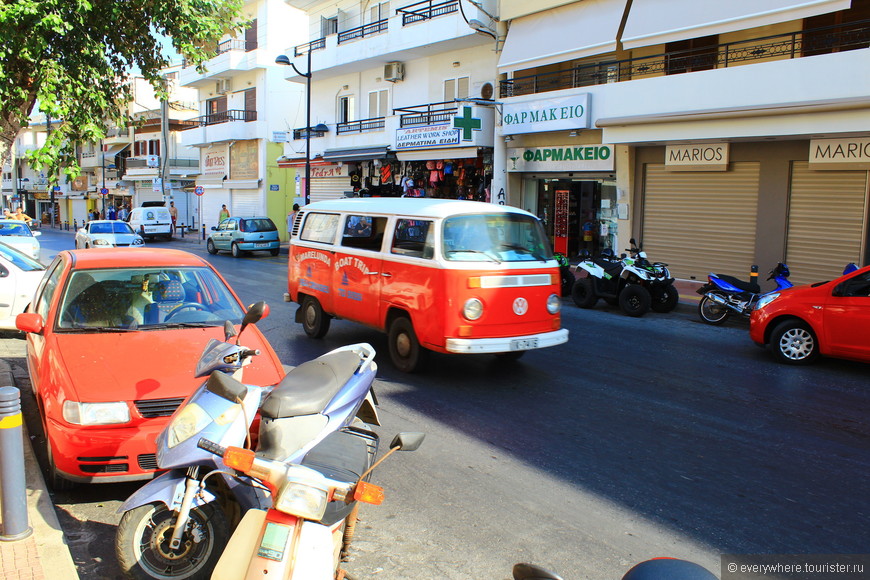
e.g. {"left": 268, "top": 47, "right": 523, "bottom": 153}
{"left": 238, "top": 301, "right": 269, "bottom": 340}
{"left": 390, "top": 432, "right": 425, "bottom": 451}
{"left": 513, "top": 563, "right": 564, "bottom": 580}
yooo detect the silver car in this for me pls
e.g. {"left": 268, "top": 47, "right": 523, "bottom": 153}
{"left": 75, "top": 220, "right": 145, "bottom": 249}
{"left": 0, "top": 219, "right": 41, "bottom": 259}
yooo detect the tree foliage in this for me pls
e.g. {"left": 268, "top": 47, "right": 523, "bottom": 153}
{"left": 0, "top": 0, "right": 245, "bottom": 182}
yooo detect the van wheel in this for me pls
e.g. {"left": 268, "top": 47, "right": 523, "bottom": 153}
{"left": 206, "top": 239, "right": 218, "bottom": 255}
{"left": 231, "top": 243, "right": 242, "bottom": 258}
{"left": 388, "top": 316, "right": 425, "bottom": 373}
{"left": 301, "top": 296, "right": 330, "bottom": 339}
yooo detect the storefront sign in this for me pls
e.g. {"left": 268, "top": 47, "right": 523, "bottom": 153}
{"left": 809, "top": 138, "right": 870, "bottom": 169}
{"left": 396, "top": 125, "right": 460, "bottom": 150}
{"left": 507, "top": 145, "right": 614, "bottom": 172}
{"left": 203, "top": 145, "right": 228, "bottom": 177}
{"left": 310, "top": 165, "right": 347, "bottom": 178}
{"left": 503, "top": 94, "right": 590, "bottom": 135}
{"left": 665, "top": 143, "right": 729, "bottom": 171}
{"left": 230, "top": 140, "right": 259, "bottom": 180}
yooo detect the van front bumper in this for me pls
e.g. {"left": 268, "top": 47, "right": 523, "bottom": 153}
{"left": 446, "top": 329, "right": 569, "bottom": 354}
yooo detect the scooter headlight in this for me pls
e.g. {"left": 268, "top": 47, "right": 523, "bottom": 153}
{"left": 546, "top": 293, "right": 561, "bottom": 314}
{"left": 166, "top": 403, "right": 211, "bottom": 448}
{"left": 755, "top": 293, "right": 780, "bottom": 310}
{"left": 463, "top": 298, "right": 483, "bottom": 320}
{"left": 274, "top": 480, "right": 330, "bottom": 520}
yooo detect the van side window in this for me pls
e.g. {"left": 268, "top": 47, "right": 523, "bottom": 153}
{"left": 391, "top": 219, "right": 434, "bottom": 259}
{"left": 341, "top": 215, "right": 387, "bottom": 251}
{"left": 299, "top": 212, "right": 340, "bottom": 244}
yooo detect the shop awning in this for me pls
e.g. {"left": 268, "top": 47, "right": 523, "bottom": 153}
{"left": 499, "top": 0, "right": 627, "bottom": 73}
{"left": 622, "top": 0, "right": 851, "bottom": 50}
{"left": 224, "top": 179, "right": 261, "bottom": 190}
{"left": 103, "top": 143, "right": 131, "bottom": 162}
{"left": 195, "top": 176, "right": 226, "bottom": 189}
{"left": 395, "top": 147, "right": 479, "bottom": 162}
{"left": 321, "top": 145, "right": 391, "bottom": 162}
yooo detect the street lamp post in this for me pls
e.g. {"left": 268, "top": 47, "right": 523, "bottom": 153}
{"left": 275, "top": 50, "right": 312, "bottom": 206}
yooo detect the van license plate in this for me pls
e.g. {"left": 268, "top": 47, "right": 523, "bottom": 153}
{"left": 510, "top": 338, "right": 538, "bottom": 351}
{"left": 255, "top": 243, "right": 269, "bottom": 248}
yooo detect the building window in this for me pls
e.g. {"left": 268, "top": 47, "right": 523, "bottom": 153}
{"left": 244, "top": 88, "right": 256, "bottom": 121}
{"left": 322, "top": 16, "right": 338, "bottom": 37}
{"left": 444, "top": 77, "right": 469, "bottom": 102}
{"left": 370, "top": 2, "right": 390, "bottom": 22}
{"left": 338, "top": 95, "right": 355, "bottom": 124}
{"left": 368, "top": 90, "right": 388, "bottom": 118}
{"left": 665, "top": 35, "right": 718, "bottom": 74}
{"left": 134, "top": 140, "right": 160, "bottom": 156}
{"left": 245, "top": 19, "right": 258, "bottom": 51}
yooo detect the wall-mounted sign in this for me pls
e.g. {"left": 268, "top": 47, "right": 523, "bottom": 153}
{"left": 396, "top": 125, "right": 460, "bottom": 150}
{"left": 809, "top": 138, "right": 870, "bottom": 170}
{"left": 507, "top": 145, "right": 614, "bottom": 172}
{"left": 503, "top": 94, "right": 590, "bottom": 135}
{"left": 310, "top": 165, "right": 347, "bottom": 178}
{"left": 203, "top": 145, "right": 228, "bottom": 177}
{"left": 270, "top": 184, "right": 280, "bottom": 191}
{"left": 230, "top": 140, "right": 259, "bottom": 180}
{"left": 665, "top": 143, "right": 729, "bottom": 171}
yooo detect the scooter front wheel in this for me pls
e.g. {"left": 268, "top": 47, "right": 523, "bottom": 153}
{"left": 116, "top": 502, "right": 230, "bottom": 580}
{"left": 698, "top": 294, "right": 730, "bottom": 325}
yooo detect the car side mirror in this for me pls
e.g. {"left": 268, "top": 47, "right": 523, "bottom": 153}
{"left": 211, "top": 226, "right": 217, "bottom": 231}
{"left": 16, "top": 312, "right": 44, "bottom": 334}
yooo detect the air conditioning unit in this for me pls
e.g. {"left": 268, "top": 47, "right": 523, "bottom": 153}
{"left": 215, "top": 79, "right": 231, "bottom": 94}
{"left": 477, "top": 81, "right": 495, "bottom": 100}
{"left": 384, "top": 62, "right": 405, "bottom": 82}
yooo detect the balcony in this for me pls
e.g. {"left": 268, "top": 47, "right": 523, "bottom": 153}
{"left": 501, "top": 19, "right": 870, "bottom": 98}
{"left": 336, "top": 117, "right": 386, "bottom": 134}
{"left": 394, "top": 102, "right": 458, "bottom": 128}
{"left": 396, "top": 0, "right": 459, "bottom": 26}
{"left": 179, "top": 40, "right": 266, "bottom": 87}
{"left": 179, "top": 109, "right": 258, "bottom": 128}
{"left": 123, "top": 158, "right": 200, "bottom": 180}
{"left": 337, "top": 20, "right": 389, "bottom": 45}
{"left": 179, "top": 110, "right": 263, "bottom": 147}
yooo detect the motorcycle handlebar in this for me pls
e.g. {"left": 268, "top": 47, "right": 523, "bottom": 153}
{"left": 197, "top": 438, "right": 226, "bottom": 458}
{"left": 241, "top": 348, "right": 260, "bottom": 358}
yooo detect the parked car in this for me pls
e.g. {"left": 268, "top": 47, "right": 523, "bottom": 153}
{"left": 750, "top": 263, "right": 870, "bottom": 365}
{"left": 0, "top": 242, "right": 45, "bottom": 330}
{"left": 0, "top": 219, "right": 41, "bottom": 259}
{"left": 127, "top": 205, "right": 173, "bottom": 240}
{"left": 15, "top": 248, "right": 286, "bottom": 489}
{"left": 75, "top": 220, "right": 145, "bottom": 249}
{"left": 207, "top": 216, "right": 280, "bottom": 257}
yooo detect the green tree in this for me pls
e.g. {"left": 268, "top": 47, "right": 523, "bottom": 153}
{"left": 0, "top": 0, "right": 245, "bottom": 182}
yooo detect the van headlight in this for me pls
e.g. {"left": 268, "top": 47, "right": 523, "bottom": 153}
{"left": 755, "top": 293, "right": 780, "bottom": 310}
{"left": 546, "top": 294, "right": 561, "bottom": 314}
{"left": 275, "top": 480, "right": 329, "bottom": 520}
{"left": 63, "top": 401, "right": 130, "bottom": 425}
{"left": 463, "top": 298, "right": 483, "bottom": 320}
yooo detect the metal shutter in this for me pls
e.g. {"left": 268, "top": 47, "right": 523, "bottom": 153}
{"left": 231, "top": 189, "right": 261, "bottom": 217}
{"left": 641, "top": 162, "right": 760, "bottom": 281}
{"left": 786, "top": 162, "right": 867, "bottom": 285}
{"left": 310, "top": 177, "right": 351, "bottom": 203}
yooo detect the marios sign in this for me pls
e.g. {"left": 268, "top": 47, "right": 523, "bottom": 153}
{"left": 507, "top": 145, "right": 614, "bottom": 172}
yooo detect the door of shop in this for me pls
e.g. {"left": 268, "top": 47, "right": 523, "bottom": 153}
{"left": 533, "top": 178, "right": 617, "bottom": 258}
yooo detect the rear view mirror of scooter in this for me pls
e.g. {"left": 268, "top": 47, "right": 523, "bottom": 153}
{"left": 513, "top": 562, "right": 564, "bottom": 580}
{"left": 237, "top": 300, "right": 269, "bottom": 341}
{"left": 390, "top": 431, "right": 425, "bottom": 451}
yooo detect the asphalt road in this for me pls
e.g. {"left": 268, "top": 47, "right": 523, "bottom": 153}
{"left": 5, "top": 229, "right": 869, "bottom": 579}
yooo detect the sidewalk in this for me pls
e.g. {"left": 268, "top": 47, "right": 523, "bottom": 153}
{"left": 0, "top": 349, "right": 79, "bottom": 579}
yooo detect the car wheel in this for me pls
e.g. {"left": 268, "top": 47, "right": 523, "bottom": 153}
{"left": 206, "top": 239, "right": 218, "bottom": 255}
{"left": 388, "top": 316, "right": 426, "bottom": 373}
{"left": 698, "top": 294, "right": 730, "bottom": 325}
{"left": 769, "top": 320, "right": 819, "bottom": 365}
{"left": 619, "top": 284, "right": 651, "bottom": 317}
{"left": 301, "top": 296, "right": 330, "bottom": 339}
{"left": 115, "top": 502, "right": 230, "bottom": 580}
{"left": 651, "top": 284, "right": 679, "bottom": 313}
{"left": 571, "top": 277, "right": 598, "bottom": 308}
{"left": 44, "top": 434, "right": 75, "bottom": 491}
{"left": 231, "top": 243, "right": 242, "bottom": 258}
{"left": 269, "top": 248, "right": 280, "bottom": 257}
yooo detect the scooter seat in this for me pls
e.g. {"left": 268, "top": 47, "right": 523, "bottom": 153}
{"left": 259, "top": 351, "right": 361, "bottom": 419}
{"left": 715, "top": 274, "right": 760, "bottom": 294}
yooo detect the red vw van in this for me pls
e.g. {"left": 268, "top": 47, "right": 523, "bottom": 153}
{"left": 285, "top": 198, "right": 568, "bottom": 372}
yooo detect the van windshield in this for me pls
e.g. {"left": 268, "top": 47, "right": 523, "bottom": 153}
{"left": 442, "top": 214, "right": 553, "bottom": 262}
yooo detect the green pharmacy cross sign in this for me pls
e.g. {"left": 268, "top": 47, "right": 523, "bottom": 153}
{"left": 453, "top": 107, "right": 481, "bottom": 141}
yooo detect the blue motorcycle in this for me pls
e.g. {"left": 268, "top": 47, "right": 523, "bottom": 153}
{"left": 696, "top": 262, "right": 792, "bottom": 325}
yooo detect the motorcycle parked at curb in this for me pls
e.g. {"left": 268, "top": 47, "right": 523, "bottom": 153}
{"left": 696, "top": 262, "right": 791, "bottom": 325}
{"left": 570, "top": 239, "right": 677, "bottom": 317}
{"left": 201, "top": 430, "right": 424, "bottom": 580}
{"left": 512, "top": 558, "right": 716, "bottom": 580}
{"left": 115, "top": 301, "right": 381, "bottom": 580}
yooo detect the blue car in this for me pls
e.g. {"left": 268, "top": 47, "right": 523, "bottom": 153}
{"left": 206, "top": 216, "right": 280, "bottom": 257}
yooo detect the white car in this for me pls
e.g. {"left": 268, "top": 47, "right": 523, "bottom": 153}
{"left": 0, "top": 241, "right": 45, "bottom": 330}
{"left": 0, "top": 219, "right": 41, "bottom": 260}
{"left": 75, "top": 220, "right": 145, "bottom": 249}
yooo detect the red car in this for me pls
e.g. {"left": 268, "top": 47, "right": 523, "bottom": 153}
{"left": 16, "top": 248, "right": 285, "bottom": 489}
{"left": 750, "top": 264, "right": 870, "bottom": 365}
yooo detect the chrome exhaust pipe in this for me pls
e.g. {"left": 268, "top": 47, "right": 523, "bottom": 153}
{"left": 705, "top": 292, "right": 745, "bottom": 314}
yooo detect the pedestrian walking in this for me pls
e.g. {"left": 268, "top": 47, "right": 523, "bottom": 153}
{"left": 287, "top": 203, "right": 299, "bottom": 237}
{"left": 169, "top": 201, "right": 178, "bottom": 230}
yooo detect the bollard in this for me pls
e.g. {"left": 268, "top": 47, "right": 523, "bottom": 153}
{"left": 180, "top": 223, "right": 185, "bottom": 238}
{"left": 750, "top": 264, "right": 759, "bottom": 285}
{"left": 73, "top": 219, "right": 77, "bottom": 231}
{"left": 0, "top": 386, "right": 32, "bottom": 541}
{"left": 201, "top": 224, "right": 206, "bottom": 241}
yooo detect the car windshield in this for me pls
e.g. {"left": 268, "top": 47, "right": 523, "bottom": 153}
{"left": 56, "top": 266, "right": 245, "bottom": 331}
{"left": 0, "top": 242, "right": 44, "bottom": 271}
{"left": 442, "top": 213, "right": 554, "bottom": 262}
{"left": 90, "top": 222, "right": 135, "bottom": 235}
{"left": 0, "top": 222, "right": 31, "bottom": 237}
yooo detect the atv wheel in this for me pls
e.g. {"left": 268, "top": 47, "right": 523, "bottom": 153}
{"left": 651, "top": 284, "right": 679, "bottom": 313}
{"left": 571, "top": 278, "right": 598, "bottom": 308}
{"left": 619, "top": 285, "right": 651, "bottom": 317}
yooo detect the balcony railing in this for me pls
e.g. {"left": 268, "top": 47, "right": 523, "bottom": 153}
{"left": 501, "top": 19, "right": 870, "bottom": 98}
{"left": 394, "top": 101, "right": 458, "bottom": 127}
{"left": 216, "top": 38, "right": 256, "bottom": 54}
{"left": 397, "top": 0, "right": 459, "bottom": 26}
{"left": 338, "top": 20, "right": 389, "bottom": 44}
{"left": 292, "top": 126, "right": 329, "bottom": 140}
{"left": 178, "top": 109, "right": 258, "bottom": 129}
{"left": 336, "top": 117, "right": 386, "bottom": 134}
{"left": 126, "top": 158, "right": 200, "bottom": 169}
{"left": 294, "top": 38, "right": 327, "bottom": 56}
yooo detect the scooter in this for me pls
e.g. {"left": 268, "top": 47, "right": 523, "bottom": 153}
{"left": 696, "top": 262, "right": 791, "bottom": 325}
{"left": 200, "top": 430, "right": 424, "bottom": 579}
{"left": 512, "top": 558, "right": 716, "bottom": 580}
{"left": 115, "top": 302, "right": 381, "bottom": 580}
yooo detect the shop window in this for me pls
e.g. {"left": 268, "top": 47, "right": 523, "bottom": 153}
{"left": 368, "top": 90, "right": 388, "bottom": 118}
{"left": 391, "top": 219, "right": 434, "bottom": 258}
{"left": 444, "top": 77, "right": 469, "bottom": 101}
{"left": 665, "top": 35, "right": 718, "bottom": 74}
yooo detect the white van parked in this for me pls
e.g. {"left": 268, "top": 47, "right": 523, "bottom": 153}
{"left": 127, "top": 203, "right": 173, "bottom": 240}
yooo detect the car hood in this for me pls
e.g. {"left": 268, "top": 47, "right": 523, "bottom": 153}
{"left": 53, "top": 327, "right": 282, "bottom": 403}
